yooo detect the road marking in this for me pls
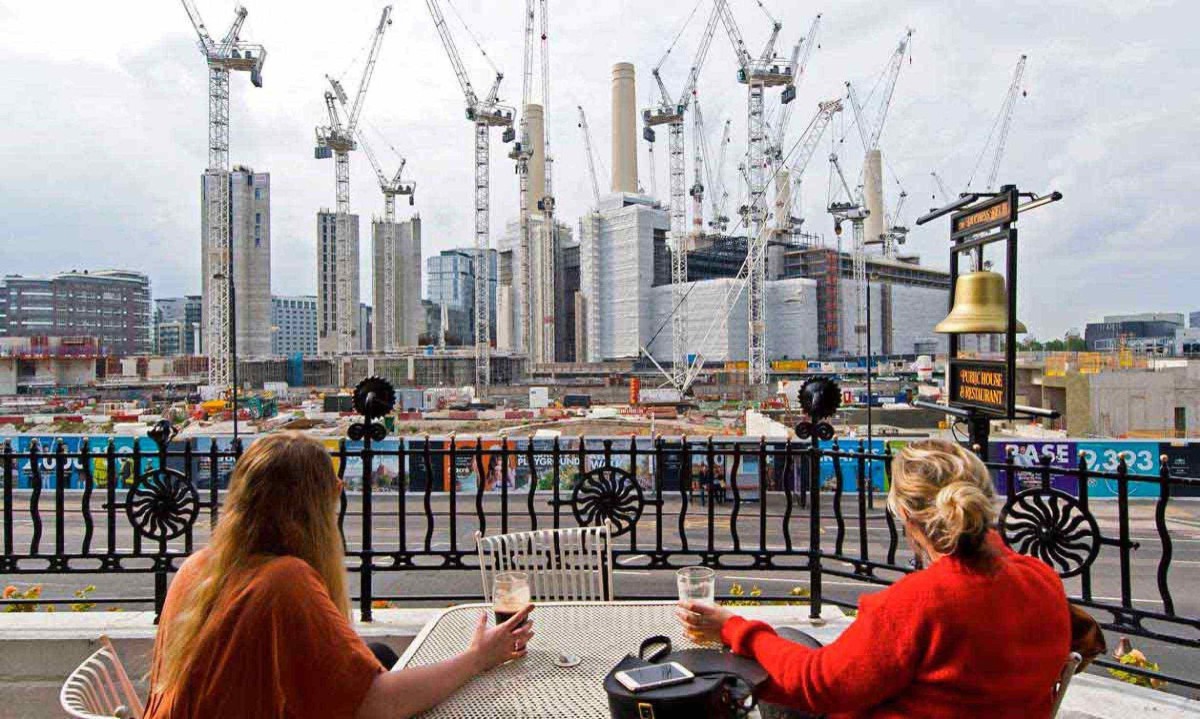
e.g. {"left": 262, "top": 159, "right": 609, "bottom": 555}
{"left": 613, "top": 570, "right": 654, "bottom": 576}
{"left": 1089, "top": 596, "right": 1163, "bottom": 605}
{"left": 618, "top": 554, "right": 648, "bottom": 565}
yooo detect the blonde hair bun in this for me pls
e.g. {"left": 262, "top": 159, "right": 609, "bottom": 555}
{"left": 888, "top": 439, "right": 997, "bottom": 557}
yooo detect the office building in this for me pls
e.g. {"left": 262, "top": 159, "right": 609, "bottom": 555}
{"left": 154, "top": 295, "right": 202, "bottom": 356}
{"left": 1084, "top": 313, "right": 1184, "bottom": 353}
{"left": 426, "top": 248, "right": 497, "bottom": 344}
{"left": 372, "top": 216, "right": 423, "bottom": 351}
{"left": 317, "top": 210, "right": 361, "bottom": 354}
{"left": 359, "top": 303, "right": 373, "bottom": 352}
{"left": 271, "top": 295, "right": 318, "bottom": 356}
{"left": 0, "top": 270, "right": 151, "bottom": 356}
{"left": 200, "top": 166, "right": 272, "bottom": 359}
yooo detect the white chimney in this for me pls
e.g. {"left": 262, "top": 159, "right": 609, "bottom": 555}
{"left": 611, "top": 62, "right": 638, "bottom": 194}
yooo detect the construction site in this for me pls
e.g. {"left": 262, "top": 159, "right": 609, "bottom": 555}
{"left": 172, "top": 0, "right": 1029, "bottom": 406}
{"left": 9, "top": 2, "right": 1162, "bottom": 442}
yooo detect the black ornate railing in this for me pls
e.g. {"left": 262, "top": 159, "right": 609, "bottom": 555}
{"left": 1, "top": 423, "right": 1198, "bottom": 689}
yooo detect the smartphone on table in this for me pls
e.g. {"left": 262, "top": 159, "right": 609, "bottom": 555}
{"left": 614, "top": 662, "right": 695, "bottom": 693}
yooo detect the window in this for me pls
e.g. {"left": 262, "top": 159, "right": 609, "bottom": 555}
{"left": 254, "top": 187, "right": 262, "bottom": 200}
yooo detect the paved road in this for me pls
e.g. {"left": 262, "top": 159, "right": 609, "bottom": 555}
{"left": 5, "top": 492, "right": 1200, "bottom": 694}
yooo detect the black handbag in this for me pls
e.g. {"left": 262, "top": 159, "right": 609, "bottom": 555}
{"left": 604, "top": 636, "right": 766, "bottom": 719}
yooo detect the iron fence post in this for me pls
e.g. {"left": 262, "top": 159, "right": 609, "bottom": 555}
{"left": 361, "top": 433, "right": 375, "bottom": 622}
{"left": 808, "top": 442, "right": 822, "bottom": 619}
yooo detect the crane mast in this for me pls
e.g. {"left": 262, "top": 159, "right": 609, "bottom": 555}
{"left": 715, "top": 0, "right": 798, "bottom": 387}
{"left": 426, "top": 0, "right": 514, "bottom": 394}
{"left": 643, "top": 1, "right": 722, "bottom": 390}
{"left": 315, "top": 6, "right": 393, "bottom": 355}
{"left": 180, "top": 0, "right": 265, "bottom": 391}
{"left": 510, "top": 0, "right": 536, "bottom": 360}
{"left": 536, "top": 0, "right": 556, "bottom": 365}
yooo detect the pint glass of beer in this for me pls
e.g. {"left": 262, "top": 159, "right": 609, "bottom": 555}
{"left": 492, "top": 571, "right": 531, "bottom": 625}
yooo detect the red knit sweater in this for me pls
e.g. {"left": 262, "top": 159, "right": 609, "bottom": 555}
{"left": 722, "top": 532, "right": 1071, "bottom": 718}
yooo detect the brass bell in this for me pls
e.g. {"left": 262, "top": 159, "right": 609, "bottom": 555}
{"left": 935, "top": 271, "right": 1027, "bottom": 334}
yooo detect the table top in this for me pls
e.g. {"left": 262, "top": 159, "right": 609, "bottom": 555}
{"left": 395, "top": 601, "right": 714, "bottom": 719}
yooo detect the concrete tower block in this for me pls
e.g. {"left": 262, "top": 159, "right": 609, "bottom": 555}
{"left": 611, "top": 63, "right": 638, "bottom": 194}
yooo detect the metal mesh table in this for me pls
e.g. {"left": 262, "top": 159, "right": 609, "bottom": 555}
{"left": 395, "top": 601, "right": 710, "bottom": 718}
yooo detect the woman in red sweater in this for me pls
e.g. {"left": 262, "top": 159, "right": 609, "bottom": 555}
{"left": 678, "top": 438, "right": 1071, "bottom": 718}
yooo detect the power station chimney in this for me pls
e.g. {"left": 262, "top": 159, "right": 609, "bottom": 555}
{"left": 864, "top": 149, "right": 885, "bottom": 245}
{"left": 611, "top": 62, "right": 638, "bottom": 194}
{"left": 525, "top": 103, "right": 547, "bottom": 212}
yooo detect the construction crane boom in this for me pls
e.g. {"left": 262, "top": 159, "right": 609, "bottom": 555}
{"left": 985, "top": 54, "right": 1027, "bottom": 191}
{"left": 846, "top": 28, "right": 913, "bottom": 152}
{"left": 772, "top": 13, "right": 821, "bottom": 159}
{"left": 577, "top": 105, "right": 601, "bottom": 206}
{"left": 426, "top": 0, "right": 514, "bottom": 394}
{"left": 930, "top": 170, "right": 951, "bottom": 203}
{"left": 180, "top": 0, "right": 265, "bottom": 390}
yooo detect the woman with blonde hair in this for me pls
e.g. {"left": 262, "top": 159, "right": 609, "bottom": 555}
{"left": 678, "top": 438, "right": 1071, "bottom": 718}
{"left": 144, "top": 431, "right": 532, "bottom": 718}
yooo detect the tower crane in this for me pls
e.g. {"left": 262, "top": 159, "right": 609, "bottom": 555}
{"left": 426, "top": 0, "right": 515, "bottom": 394}
{"left": 180, "top": 0, "right": 266, "bottom": 390}
{"left": 843, "top": 27, "right": 913, "bottom": 354}
{"left": 643, "top": 0, "right": 723, "bottom": 390}
{"left": 769, "top": 13, "right": 821, "bottom": 164}
{"left": 967, "top": 54, "right": 1028, "bottom": 192}
{"left": 715, "top": 0, "right": 802, "bottom": 386}
{"left": 536, "top": 0, "right": 557, "bottom": 365}
{"left": 668, "top": 100, "right": 843, "bottom": 395}
{"left": 709, "top": 119, "right": 732, "bottom": 233}
{"left": 357, "top": 131, "right": 415, "bottom": 352}
{"left": 511, "top": 0, "right": 556, "bottom": 364}
{"left": 827, "top": 153, "right": 869, "bottom": 355}
{"left": 577, "top": 105, "right": 602, "bottom": 206}
{"left": 315, "top": 5, "right": 393, "bottom": 355}
{"left": 778, "top": 99, "right": 843, "bottom": 238}
{"left": 844, "top": 27, "right": 913, "bottom": 155}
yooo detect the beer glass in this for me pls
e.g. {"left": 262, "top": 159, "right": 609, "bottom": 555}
{"left": 492, "top": 571, "right": 531, "bottom": 625}
{"left": 676, "top": 567, "right": 716, "bottom": 605}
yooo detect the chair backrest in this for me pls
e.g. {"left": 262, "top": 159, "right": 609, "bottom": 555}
{"left": 476, "top": 523, "right": 614, "bottom": 602}
{"left": 1050, "top": 652, "right": 1083, "bottom": 718}
{"left": 61, "top": 636, "right": 145, "bottom": 719}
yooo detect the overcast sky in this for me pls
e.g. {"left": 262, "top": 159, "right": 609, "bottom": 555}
{"left": 1, "top": 0, "right": 1194, "bottom": 338}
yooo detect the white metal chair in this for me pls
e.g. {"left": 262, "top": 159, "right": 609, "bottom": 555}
{"left": 1050, "top": 651, "right": 1083, "bottom": 718}
{"left": 60, "top": 635, "right": 144, "bottom": 719}
{"left": 475, "top": 523, "right": 614, "bottom": 602}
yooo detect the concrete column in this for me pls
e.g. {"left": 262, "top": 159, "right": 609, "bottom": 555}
{"left": 525, "top": 104, "right": 547, "bottom": 212}
{"left": 864, "top": 149, "right": 885, "bottom": 245}
{"left": 611, "top": 62, "right": 638, "bottom": 194}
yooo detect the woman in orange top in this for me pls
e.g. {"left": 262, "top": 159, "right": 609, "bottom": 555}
{"left": 144, "top": 432, "right": 533, "bottom": 719}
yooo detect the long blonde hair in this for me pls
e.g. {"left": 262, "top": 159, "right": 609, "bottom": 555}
{"left": 156, "top": 432, "right": 347, "bottom": 691}
{"left": 888, "top": 438, "right": 997, "bottom": 558}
